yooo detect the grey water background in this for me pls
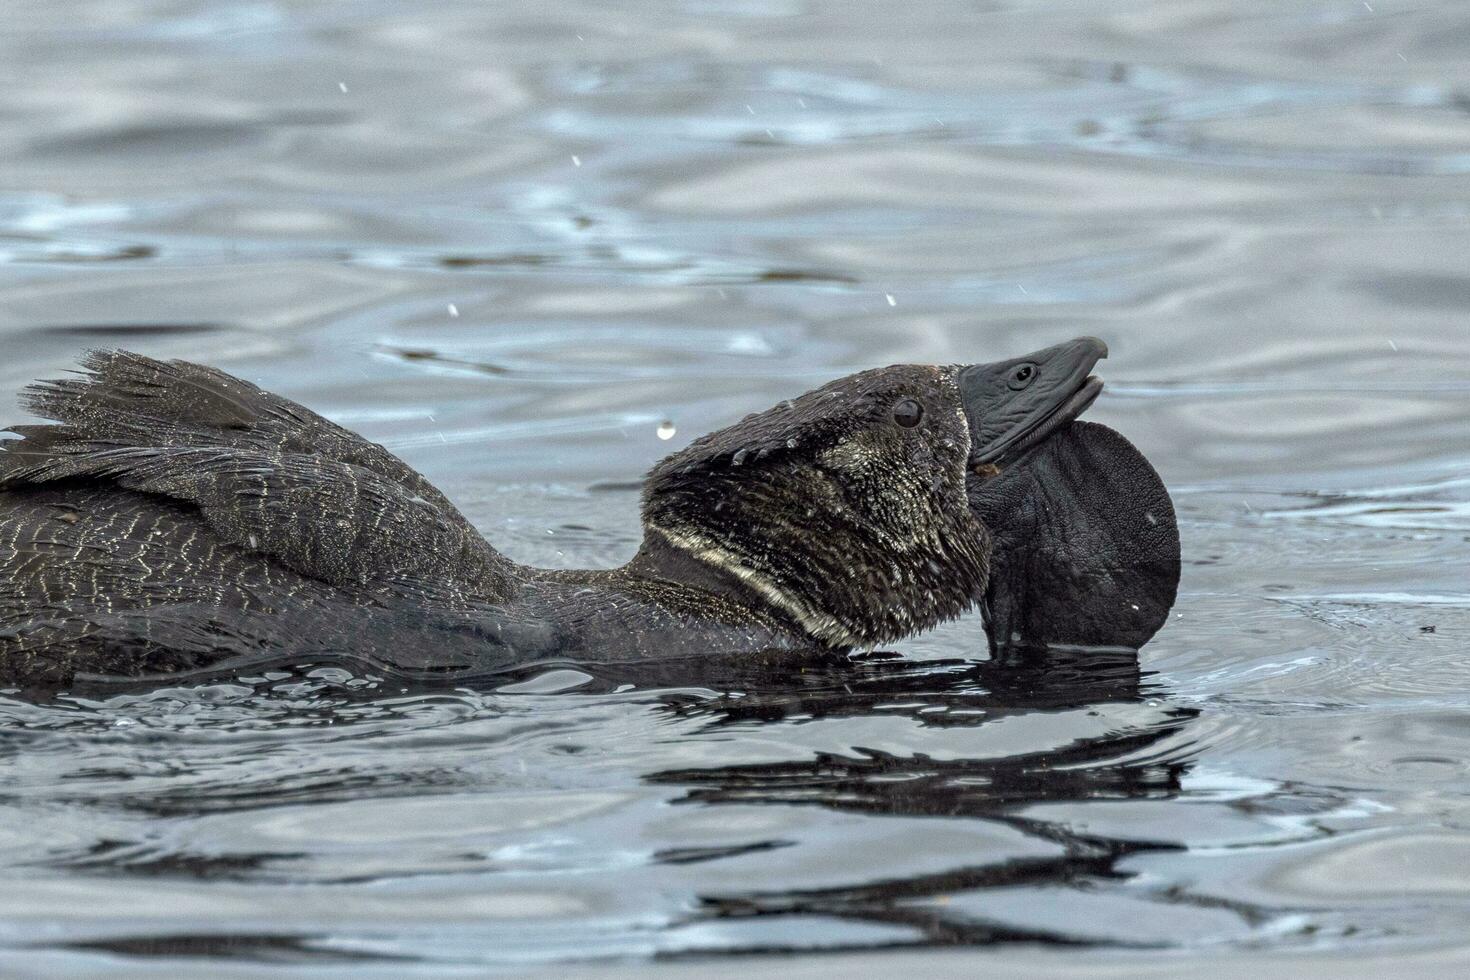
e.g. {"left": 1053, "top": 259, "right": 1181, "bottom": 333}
{"left": 1, "top": 0, "right": 1469, "bottom": 975}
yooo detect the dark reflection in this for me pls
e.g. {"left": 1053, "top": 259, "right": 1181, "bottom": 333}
{"left": 33, "top": 122, "right": 263, "bottom": 156}
{"left": 439, "top": 252, "right": 553, "bottom": 268}
{"left": 651, "top": 650, "right": 1190, "bottom": 828}
{"left": 55, "top": 840, "right": 291, "bottom": 880}
{"left": 26, "top": 321, "right": 225, "bottom": 337}
{"left": 63, "top": 932, "right": 398, "bottom": 964}
{"left": 752, "top": 268, "right": 859, "bottom": 284}
{"left": 657, "top": 646, "right": 1152, "bottom": 727}
{"left": 644, "top": 647, "right": 1212, "bottom": 952}
{"left": 23, "top": 244, "right": 157, "bottom": 263}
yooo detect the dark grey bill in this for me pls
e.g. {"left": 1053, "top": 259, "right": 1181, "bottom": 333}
{"left": 958, "top": 336, "right": 1107, "bottom": 466}
{"left": 968, "top": 420, "right": 1181, "bottom": 659}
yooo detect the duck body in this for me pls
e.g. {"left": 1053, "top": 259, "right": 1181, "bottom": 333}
{"left": 0, "top": 352, "right": 822, "bottom": 686}
{"left": 0, "top": 482, "right": 804, "bottom": 685}
{"left": 0, "top": 337, "right": 1176, "bottom": 690}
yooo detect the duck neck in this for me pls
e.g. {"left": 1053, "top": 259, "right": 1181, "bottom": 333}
{"left": 527, "top": 533, "right": 815, "bottom": 643}
{"left": 622, "top": 532, "right": 779, "bottom": 611}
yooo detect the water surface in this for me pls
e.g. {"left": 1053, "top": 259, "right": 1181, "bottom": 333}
{"left": 1, "top": 0, "right": 1469, "bottom": 974}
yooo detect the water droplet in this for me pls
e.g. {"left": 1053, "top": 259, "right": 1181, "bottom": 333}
{"left": 338, "top": 81, "right": 348, "bottom": 93}
{"left": 731, "top": 449, "right": 749, "bottom": 466}
{"left": 571, "top": 155, "right": 582, "bottom": 167}
{"left": 447, "top": 303, "right": 459, "bottom": 317}
{"left": 885, "top": 293, "right": 896, "bottom": 306}
{"left": 656, "top": 421, "right": 676, "bottom": 440}
{"left": 725, "top": 333, "right": 771, "bottom": 355}
{"left": 785, "top": 438, "right": 797, "bottom": 449}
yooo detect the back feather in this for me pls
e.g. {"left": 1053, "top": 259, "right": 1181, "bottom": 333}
{"left": 0, "top": 351, "right": 518, "bottom": 599}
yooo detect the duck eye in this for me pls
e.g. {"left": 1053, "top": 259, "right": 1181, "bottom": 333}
{"left": 892, "top": 398, "right": 924, "bottom": 428}
{"left": 1008, "top": 363, "right": 1037, "bottom": 391}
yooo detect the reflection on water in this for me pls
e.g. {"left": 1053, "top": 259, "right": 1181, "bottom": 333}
{"left": 648, "top": 651, "right": 1203, "bottom": 951}
{"left": 3, "top": 0, "right": 1470, "bottom": 973}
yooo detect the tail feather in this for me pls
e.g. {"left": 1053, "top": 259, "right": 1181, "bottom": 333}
{"left": 7, "top": 350, "right": 456, "bottom": 513}
{"left": 0, "top": 350, "right": 517, "bottom": 600}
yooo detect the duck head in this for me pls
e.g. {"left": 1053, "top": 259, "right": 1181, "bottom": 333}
{"left": 642, "top": 364, "right": 990, "bottom": 648}
{"left": 642, "top": 336, "right": 1179, "bottom": 658}
{"left": 957, "top": 336, "right": 1107, "bottom": 470}
{"left": 640, "top": 340, "right": 1121, "bottom": 649}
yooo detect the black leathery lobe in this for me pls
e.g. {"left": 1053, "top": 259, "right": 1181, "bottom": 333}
{"left": 968, "top": 420, "right": 1181, "bottom": 657}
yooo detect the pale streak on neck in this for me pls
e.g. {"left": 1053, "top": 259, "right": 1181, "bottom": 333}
{"left": 647, "top": 523, "right": 857, "bottom": 648}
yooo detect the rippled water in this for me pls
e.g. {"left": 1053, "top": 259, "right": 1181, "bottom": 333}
{"left": 2, "top": 1, "right": 1469, "bottom": 975}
